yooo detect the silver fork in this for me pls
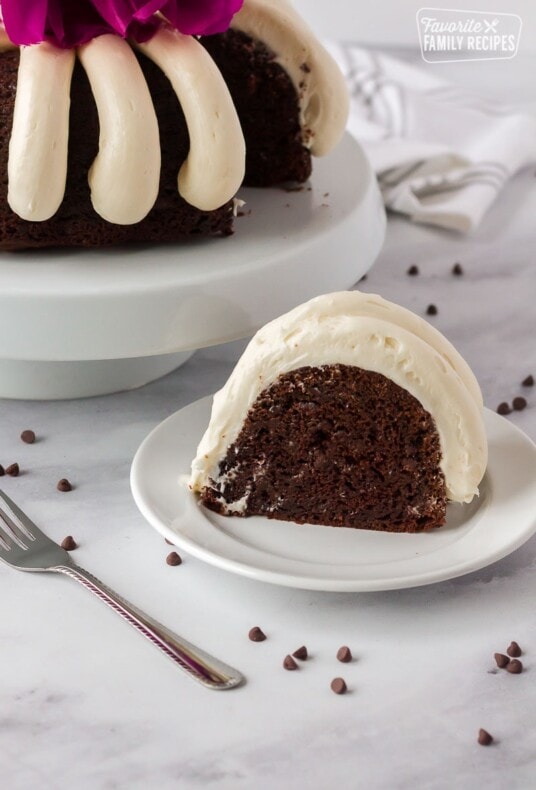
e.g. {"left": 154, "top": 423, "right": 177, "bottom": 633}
{"left": 0, "top": 490, "right": 244, "bottom": 690}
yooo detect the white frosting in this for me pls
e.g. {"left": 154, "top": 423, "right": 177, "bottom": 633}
{"left": 190, "top": 292, "right": 488, "bottom": 504}
{"left": 231, "top": 0, "right": 349, "bottom": 156}
{"left": 137, "top": 26, "right": 245, "bottom": 211}
{"left": 78, "top": 35, "right": 161, "bottom": 225}
{"left": 8, "top": 44, "right": 75, "bottom": 221}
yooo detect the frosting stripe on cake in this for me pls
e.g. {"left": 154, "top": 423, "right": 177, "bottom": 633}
{"left": 8, "top": 43, "right": 75, "bottom": 221}
{"left": 231, "top": 0, "right": 349, "bottom": 157}
{"left": 136, "top": 26, "right": 246, "bottom": 211}
{"left": 78, "top": 34, "right": 161, "bottom": 225}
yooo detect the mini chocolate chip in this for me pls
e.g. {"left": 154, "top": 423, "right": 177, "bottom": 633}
{"left": 166, "top": 551, "right": 182, "bottom": 566}
{"left": 337, "top": 646, "right": 352, "bottom": 663}
{"left": 61, "top": 535, "right": 77, "bottom": 551}
{"left": 494, "top": 653, "right": 509, "bottom": 668}
{"left": 283, "top": 655, "right": 298, "bottom": 671}
{"left": 0, "top": 464, "right": 4, "bottom": 476}
{"left": 6, "top": 463, "right": 19, "bottom": 477}
{"left": 478, "top": 729, "right": 493, "bottom": 746}
{"left": 292, "top": 645, "right": 308, "bottom": 661}
{"left": 330, "top": 677, "right": 347, "bottom": 694}
{"left": 506, "top": 659, "right": 523, "bottom": 674}
{"left": 57, "top": 478, "right": 72, "bottom": 492}
{"left": 248, "top": 626, "right": 267, "bottom": 642}
{"left": 426, "top": 304, "right": 438, "bottom": 316}
{"left": 497, "top": 402, "right": 511, "bottom": 415}
{"left": 407, "top": 264, "right": 419, "bottom": 276}
{"left": 20, "top": 429, "right": 36, "bottom": 444}
{"left": 452, "top": 262, "right": 464, "bottom": 276}
{"left": 512, "top": 396, "right": 527, "bottom": 411}
{"left": 522, "top": 374, "right": 534, "bottom": 387}
{"left": 507, "top": 641, "right": 522, "bottom": 657}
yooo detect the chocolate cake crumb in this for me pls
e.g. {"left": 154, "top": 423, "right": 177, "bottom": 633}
{"left": 0, "top": 464, "right": 4, "bottom": 477}
{"left": 512, "top": 396, "right": 527, "bottom": 411}
{"left": 283, "top": 655, "right": 298, "bottom": 670}
{"left": 497, "top": 402, "right": 511, "bottom": 416}
{"left": 506, "top": 659, "right": 523, "bottom": 674}
{"left": 330, "top": 677, "right": 347, "bottom": 694}
{"left": 407, "top": 264, "right": 419, "bottom": 276}
{"left": 57, "top": 478, "right": 73, "bottom": 492}
{"left": 20, "top": 430, "right": 36, "bottom": 444}
{"left": 506, "top": 641, "right": 522, "bottom": 657}
{"left": 166, "top": 551, "right": 182, "bottom": 566}
{"left": 426, "top": 304, "right": 438, "bottom": 316}
{"left": 522, "top": 374, "right": 534, "bottom": 387}
{"left": 6, "top": 463, "right": 19, "bottom": 477}
{"left": 478, "top": 729, "right": 493, "bottom": 746}
{"left": 452, "top": 262, "right": 464, "bottom": 276}
{"left": 337, "top": 646, "right": 352, "bottom": 663}
{"left": 61, "top": 535, "right": 77, "bottom": 551}
{"left": 292, "top": 646, "right": 308, "bottom": 660}
{"left": 248, "top": 626, "right": 267, "bottom": 642}
{"left": 494, "top": 653, "right": 509, "bottom": 668}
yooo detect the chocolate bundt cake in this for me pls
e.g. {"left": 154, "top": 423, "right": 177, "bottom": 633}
{"left": 0, "top": 0, "right": 348, "bottom": 249}
{"left": 190, "top": 292, "right": 488, "bottom": 533}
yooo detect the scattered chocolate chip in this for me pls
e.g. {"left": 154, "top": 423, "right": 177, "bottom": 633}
{"left": 6, "top": 463, "right": 19, "bottom": 477}
{"left": 494, "top": 653, "right": 509, "bottom": 668}
{"left": 248, "top": 626, "right": 266, "bottom": 642}
{"left": 478, "top": 728, "right": 493, "bottom": 746}
{"left": 56, "top": 478, "right": 72, "bottom": 492}
{"left": 20, "top": 429, "right": 36, "bottom": 444}
{"left": 166, "top": 551, "right": 182, "bottom": 566}
{"left": 497, "top": 402, "right": 511, "bottom": 416}
{"left": 61, "top": 535, "right": 77, "bottom": 551}
{"left": 283, "top": 655, "right": 298, "bottom": 671}
{"left": 292, "top": 645, "right": 308, "bottom": 661}
{"left": 506, "top": 659, "right": 523, "bottom": 674}
{"left": 330, "top": 677, "right": 347, "bottom": 694}
{"left": 452, "top": 262, "right": 464, "bottom": 276}
{"left": 337, "top": 646, "right": 352, "bottom": 663}
{"left": 522, "top": 374, "right": 534, "bottom": 387}
{"left": 512, "top": 396, "right": 527, "bottom": 411}
{"left": 407, "top": 264, "right": 419, "bottom": 276}
{"left": 0, "top": 464, "right": 4, "bottom": 477}
{"left": 507, "top": 641, "right": 522, "bottom": 657}
{"left": 426, "top": 304, "right": 438, "bottom": 316}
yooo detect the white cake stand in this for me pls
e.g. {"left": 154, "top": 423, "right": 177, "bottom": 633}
{"left": 0, "top": 133, "right": 385, "bottom": 399}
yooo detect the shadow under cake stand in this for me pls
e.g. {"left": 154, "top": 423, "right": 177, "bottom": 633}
{"left": 0, "top": 134, "right": 386, "bottom": 399}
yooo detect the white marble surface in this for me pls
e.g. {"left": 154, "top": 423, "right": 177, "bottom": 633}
{"left": 1, "top": 64, "right": 535, "bottom": 790}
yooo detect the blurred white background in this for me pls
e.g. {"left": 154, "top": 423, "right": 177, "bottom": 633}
{"left": 292, "top": 0, "right": 536, "bottom": 103}
{"left": 292, "top": 0, "right": 535, "bottom": 49}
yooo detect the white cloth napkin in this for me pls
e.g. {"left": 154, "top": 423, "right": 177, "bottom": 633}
{"left": 328, "top": 43, "right": 536, "bottom": 232}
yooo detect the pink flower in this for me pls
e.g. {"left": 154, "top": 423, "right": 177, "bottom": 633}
{"left": 0, "top": 0, "right": 243, "bottom": 48}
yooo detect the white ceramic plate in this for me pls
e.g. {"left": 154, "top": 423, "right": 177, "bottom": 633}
{"left": 131, "top": 397, "right": 536, "bottom": 592}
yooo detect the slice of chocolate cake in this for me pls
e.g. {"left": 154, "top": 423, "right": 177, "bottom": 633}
{"left": 190, "top": 292, "right": 488, "bottom": 532}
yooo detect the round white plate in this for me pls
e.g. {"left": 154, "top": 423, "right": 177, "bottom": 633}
{"left": 130, "top": 397, "right": 536, "bottom": 592}
{"left": 0, "top": 133, "right": 385, "bottom": 363}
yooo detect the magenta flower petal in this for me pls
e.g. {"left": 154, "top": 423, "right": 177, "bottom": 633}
{"left": 0, "top": 0, "right": 244, "bottom": 47}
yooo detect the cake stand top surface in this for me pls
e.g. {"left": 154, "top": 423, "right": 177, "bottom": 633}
{"left": 0, "top": 133, "right": 385, "bottom": 361}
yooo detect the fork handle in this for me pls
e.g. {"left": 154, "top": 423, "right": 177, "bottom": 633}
{"left": 55, "top": 564, "right": 244, "bottom": 690}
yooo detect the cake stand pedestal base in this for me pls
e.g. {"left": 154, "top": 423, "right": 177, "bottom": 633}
{"left": 0, "top": 351, "right": 194, "bottom": 400}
